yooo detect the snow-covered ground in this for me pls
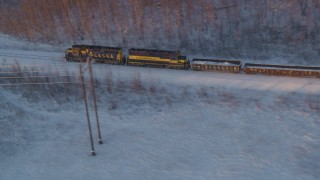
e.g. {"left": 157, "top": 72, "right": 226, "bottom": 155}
{"left": 0, "top": 35, "right": 320, "bottom": 179}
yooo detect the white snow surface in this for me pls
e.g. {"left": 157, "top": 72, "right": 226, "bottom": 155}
{"left": 1, "top": 35, "right": 320, "bottom": 180}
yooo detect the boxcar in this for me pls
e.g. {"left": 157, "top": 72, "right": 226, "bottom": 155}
{"left": 127, "top": 48, "right": 189, "bottom": 69}
{"left": 190, "top": 59, "right": 242, "bottom": 73}
{"left": 243, "top": 63, "right": 320, "bottom": 78}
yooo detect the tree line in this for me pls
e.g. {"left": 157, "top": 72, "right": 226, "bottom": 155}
{"left": 0, "top": 0, "right": 319, "bottom": 60}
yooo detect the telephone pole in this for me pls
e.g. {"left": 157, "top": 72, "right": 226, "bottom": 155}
{"left": 79, "top": 64, "right": 96, "bottom": 156}
{"left": 88, "top": 62, "right": 103, "bottom": 144}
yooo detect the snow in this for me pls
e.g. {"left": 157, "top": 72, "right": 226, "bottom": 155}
{"left": 1, "top": 35, "right": 320, "bottom": 179}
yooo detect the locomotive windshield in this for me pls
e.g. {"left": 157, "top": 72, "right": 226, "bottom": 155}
{"left": 178, "top": 55, "right": 187, "bottom": 60}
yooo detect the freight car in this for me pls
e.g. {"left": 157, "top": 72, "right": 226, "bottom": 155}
{"left": 127, "top": 48, "right": 189, "bottom": 69}
{"left": 243, "top": 63, "right": 320, "bottom": 78}
{"left": 190, "top": 59, "right": 242, "bottom": 73}
{"left": 65, "top": 45, "right": 124, "bottom": 64}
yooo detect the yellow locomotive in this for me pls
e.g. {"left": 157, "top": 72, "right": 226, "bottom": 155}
{"left": 65, "top": 45, "right": 88, "bottom": 62}
{"left": 65, "top": 45, "right": 124, "bottom": 64}
{"left": 127, "top": 48, "right": 189, "bottom": 69}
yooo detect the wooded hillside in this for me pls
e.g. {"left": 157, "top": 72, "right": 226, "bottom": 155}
{"left": 1, "top": 0, "right": 319, "bottom": 62}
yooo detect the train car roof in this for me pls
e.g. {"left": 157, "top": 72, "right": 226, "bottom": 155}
{"left": 72, "top": 45, "right": 122, "bottom": 50}
{"left": 192, "top": 58, "right": 242, "bottom": 65}
{"left": 129, "top": 48, "right": 180, "bottom": 54}
{"left": 244, "top": 63, "right": 320, "bottom": 70}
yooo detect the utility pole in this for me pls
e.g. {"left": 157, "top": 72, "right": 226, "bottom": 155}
{"left": 79, "top": 64, "right": 96, "bottom": 156}
{"left": 88, "top": 62, "right": 103, "bottom": 144}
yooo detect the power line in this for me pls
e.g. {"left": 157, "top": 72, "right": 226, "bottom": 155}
{"left": 0, "top": 51, "right": 62, "bottom": 59}
{"left": 0, "top": 75, "right": 76, "bottom": 79}
{"left": 0, "top": 81, "right": 81, "bottom": 86}
{"left": 0, "top": 80, "right": 184, "bottom": 98}
{"left": 0, "top": 63, "right": 68, "bottom": 68}
{"left": 0, "top": 54, "right": 63, "bottom": 62}
{"left": 0, "top": 50, "right": 61, "bottom": 57}
{"left": 0, "top": 71, "right": 182, "bottom": 98}
{"left": 0, "top": 70, "right": 73, "bottom": 74}
{"left": 0, "top": 48, "right": 61, "bottom": 54}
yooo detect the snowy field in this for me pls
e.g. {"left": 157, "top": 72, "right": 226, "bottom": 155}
{"left": 0, "top": 35, "right": 320, "bottom": 179}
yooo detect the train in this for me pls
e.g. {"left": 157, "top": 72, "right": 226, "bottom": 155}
{"left": 65, "top": 45, "right": 320, "bottom": 78}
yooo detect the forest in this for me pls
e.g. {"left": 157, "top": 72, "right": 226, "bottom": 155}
{"left": 0, "top": 0, "right": 319, "bottom": 62}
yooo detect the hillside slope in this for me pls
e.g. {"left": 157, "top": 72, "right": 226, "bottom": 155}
{"left": 1, "top": 60, "right": 320, "bottom": 179}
